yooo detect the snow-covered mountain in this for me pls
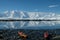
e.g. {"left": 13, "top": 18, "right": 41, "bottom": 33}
{"left": 0, "top": 10, "right": 60, "bottom": 29}
{"left": 0, "top": 10, "right": 60, "bottom": 20}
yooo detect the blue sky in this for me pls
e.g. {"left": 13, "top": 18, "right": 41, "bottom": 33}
{"left": 0, "top": 0, "right": 60, "bottom": 13}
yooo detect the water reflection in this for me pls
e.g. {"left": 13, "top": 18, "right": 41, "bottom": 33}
{"left": 0, "top": 21, "right": 60, "bottom": 29}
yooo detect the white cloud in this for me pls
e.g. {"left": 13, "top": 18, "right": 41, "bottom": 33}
{"left": 48, "top": 5, "right": 58, "bottom": 8}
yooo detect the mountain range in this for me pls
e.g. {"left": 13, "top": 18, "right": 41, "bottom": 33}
{"left": 0, "top": 10, "right": 60, "bottom": 29}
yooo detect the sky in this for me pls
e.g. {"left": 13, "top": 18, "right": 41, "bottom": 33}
{"left": 0, "top": 0, "right": 60, "bottom": 13}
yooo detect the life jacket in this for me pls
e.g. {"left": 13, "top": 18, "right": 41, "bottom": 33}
{"left": 44, "top": 32, "right": 49, "bottom": 38}
{"left": 18, "top": 32, "right": 27, "bottom": 38}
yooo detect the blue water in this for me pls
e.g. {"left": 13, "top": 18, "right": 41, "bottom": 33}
{"left": 0, "top": 21, "right": 60, "bottom": 29}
